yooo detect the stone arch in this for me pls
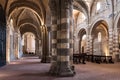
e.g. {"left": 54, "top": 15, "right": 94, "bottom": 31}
{"left": 78, "top": 28, "right": 87, "bottom": 53}
{"left": 22, "top": 32, "right": 36, "bottom": 39}
{"left": 114, "top": 11, "right": 120, "bottom": 56}
{"left": 20, "top": 25, "right": 41, "bottom": 56}
{"left": 19, "top": 24, "right": 39, "bottom": 39}
{"left": 114, "top": 11, "right": 120, "bottom": 29}
{"left": 90, "top": 18, "right": 109, "bottom": 35}
{"left": 16, "top": 8, "right": 42, "bottom": 27}
{"left": 7, "top": 1, "right": 44, "bottom": 25}
{"left": 18, "top": 19, "right": 40, "bottom": 30}
{"left": 91, "top": 20, "right": 109, "bottom": 56}
{"left": 78, "top": 28, "right": 87, "bottom": 39}
{"left": 22, "top": 32, "right": 36, "bottom": 54}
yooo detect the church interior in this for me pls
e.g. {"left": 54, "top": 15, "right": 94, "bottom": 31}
{"left": 0, "top": 0, "right": 120, "bottom": 80}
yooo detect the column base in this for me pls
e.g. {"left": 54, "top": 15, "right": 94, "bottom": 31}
{"left": 41, "top": 56, "right": 51, "bottom": 63}
{"left": 49, "top": 62, "right": 75, "bottom": 77}
{"left": 71, "top": 65, "right": 76, "bottom": 74}
{"left": 115, "top": 54, "right": 120, "bottom": 62}
{"left": 49, "top": 61, "right": 59, "bottom": 75}
{"left": 0, "top": 60, "right": 6, "bottom": 67}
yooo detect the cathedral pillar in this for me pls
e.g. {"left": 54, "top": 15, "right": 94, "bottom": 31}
{"left": 41, "top": 26, "right": 51, "bottom": 63}
{"left": 113, "top": 29, "right": 119, "bottom": 54}
{"left": 35, "top": 38, "right": 42, "bottom": 58}
{"left": 113, "top": 29, "right": 120, "bottom": 61}
{"left": 14, "top": 32, "right": 23, "bottom": 59}
{"left": 89, "top": 35, "right": 93, "bottom": 54}
{"left": 49, "top": 0, "right": 58, "bottom": 75}
{"left": 35, "top": 38, "right": 39, "bottom": 55}
{"left": 6, "top": 26, "right": 10, "bottom": 63}
{"left": 109, "top": 28, "right": 114, "bottom": 55}
{"left": 0, "top": 5, "right": 6, "bottom": 66}
{"left": 49, "top": 0, "right": 75, "bottom": 76}
{"left": 69, "top": 0, "right": 75, "bottom": 73}
{"left": 86, "top": 35, "right": 90, "bottom": 54}
{"left": 18, "top": 34, "right": 23, "bottom": 58}
{"left": 14, "top": 32, "right": 19, "bottom": 59}
{"left": 47, "top": 27, "right": 52, "bottom": 60}
{"left": 108, "top": 28, "right": 114, "bottom": 57}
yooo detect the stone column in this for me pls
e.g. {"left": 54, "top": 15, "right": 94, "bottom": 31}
{"left": 14, "top": 32, "right": 19, "bottom": 59}
{"left": 113, "top": 29, "right": 119, "bottom": 61}
{"left": 41, "top": 26, "right": 51, "bottom": 63}
{"left": 86, "top": 35, "right": 91, "bottom": 54}
{"left": 24, "top": 35, "right": 27, "bottom": 54}
{"left": 78, "top": 39, "right": 81, "bottom": 53}
{"left": 0, "top": 23, "right": 6, "bottom": 66}
{"left": 89, "top": 35, "right": 93, "bottom": 55}
{"left": 35, "top": 39, "right": 42, "bottom": 57}
{"left": 18, "top": 34, "right": 23, "bottom": 58}
{"left": 47, "top": 27, "right": 51, "bottom": 59}
{"left": 49, "top": 0, "right": 74, "bottom": 77}
{"left": 0, "top": 5, "right": 6, "bottom": 66}
{"left": 109, "top": 28, "right": 114, "bottom": 56}
{"left": 49, "top": 0, "right": 58, "bottom": 75}
{"left": 14, "top": 32, "right": 22, "bottom": 59}
{"left": 6, "top": 26, "right": 10, "bottom": 63}
{"left": 69, "top": 0, "right": 75, "bottom": 73}
{"left": 35, "top": 38, "right": 38, "bottom": 55}
{"left": 113, "top": 29, "right": 119, "bottom": 54}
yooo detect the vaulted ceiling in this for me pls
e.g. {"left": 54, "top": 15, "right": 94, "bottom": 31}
{"left": 0, "top": 0, "right": 110, "bottom": 38}
{"left": 0, "top": 0, "right": 50, "bottom": 39}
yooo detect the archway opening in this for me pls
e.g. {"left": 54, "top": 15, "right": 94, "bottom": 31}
{"left": 91, "top": 21, "right": 109, "bottom": 56}
{"left": 22, "top": 32, "right": 36, "bottom": 55}
{"left": 81, "top": 34, "right": 87, "bottom": 53}
{"left": 78, "top": 29, "right": 87, "bottom": 53}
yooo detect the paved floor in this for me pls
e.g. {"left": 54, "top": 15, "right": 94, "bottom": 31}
{"left": 0, "top": 56, "right": 120, "bottom": 80}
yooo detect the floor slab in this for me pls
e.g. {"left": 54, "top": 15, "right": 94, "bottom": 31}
{"left": 0, "top": 56, "right": 120, "bottom": 80}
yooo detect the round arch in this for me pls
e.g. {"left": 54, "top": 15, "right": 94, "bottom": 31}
{"left": 19, "top": 24, "right": 39, "bottom": 39}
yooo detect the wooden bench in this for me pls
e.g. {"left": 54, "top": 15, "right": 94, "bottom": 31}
{"left": 73, "top": 53, "right": 86, "bottom": 64}
{"left": 73, "top": 54, "right": 80, "bottom": 64}
{"left": 85, "top": 55, "right": 114, "bottom": 64}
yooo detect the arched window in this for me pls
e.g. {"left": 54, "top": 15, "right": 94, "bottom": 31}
{"left": 82, "top": 34, "right": 86, "bottom": 40}
{"left": 98, "top": 32, "right": 101, "bottom": 42}
{"left": 22, "top": 35, "right": 24, "bottom": 46}
{"left": 97, "top": 2, "right": 101, "bottom": 11}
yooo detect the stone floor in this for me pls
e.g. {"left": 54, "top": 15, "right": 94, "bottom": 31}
{"left": 0, "top": 55, "right": 120, "bottom": 80}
